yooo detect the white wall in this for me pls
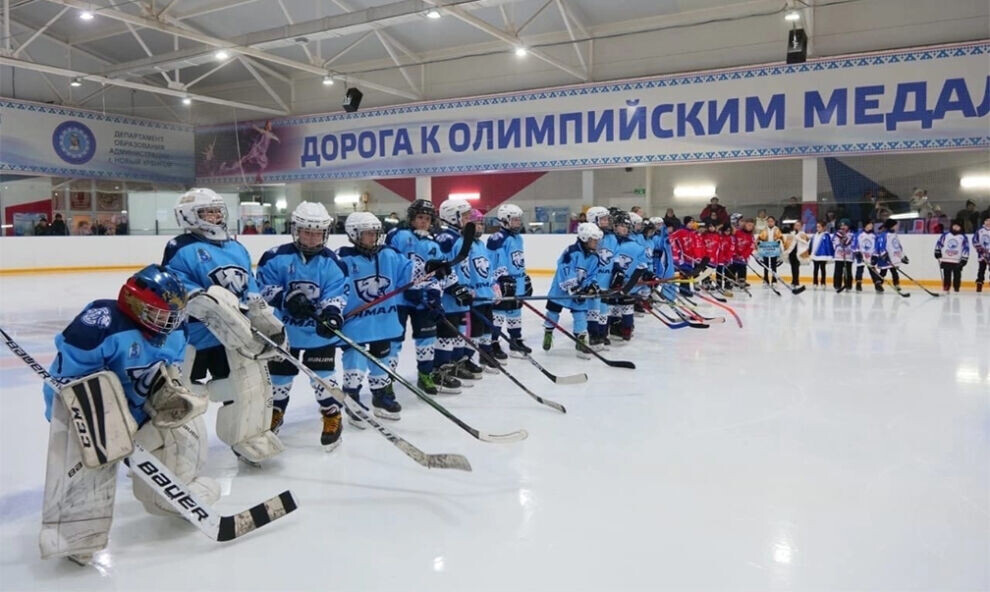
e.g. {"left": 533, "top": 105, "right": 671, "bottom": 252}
{"left": 0, "top": 233, "right": 964, "bottom": 286}
{"left": 0, "top": 177, "right": 52, "bottom": 221}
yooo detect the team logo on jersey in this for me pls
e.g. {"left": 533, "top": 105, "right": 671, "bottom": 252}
{"left": 614, "top": 254, "right": 633, "bottom": 270}
{"left": 510, "top": 250, "right": 526, "bottom": 269}
{"left": 128, "top": 342, "right": 141, "bottom": 359}
{"left": 598, "top": 248, "right": 614, "bottom": 265}
{"left": 126, "top": 362, "right": 163, "bottom": 399}
{"left": 260, "top": 285, "right": 282, "bottom": 303}
{"left": 288, "top": 281, "right": 320, "bottom": 300}
{"left": 472, "top": 256, "right": 490, "bottom": 279}
{"left": 208, "top": 265, "right": 249, "bottom": 296}
{"left": 576, "top": 267, "right": 587, "bottom": 284}
{"left": 196, "top": 248, "right": 212, "bottom": 263}
{"left": 81, "top": 306, "right": 112, "bottom": 329}
{"left": 354, "top": 275, "right": 391, "bottom": 303}
{"left": 644, "top": 247, "right": 654, "bottom": 259}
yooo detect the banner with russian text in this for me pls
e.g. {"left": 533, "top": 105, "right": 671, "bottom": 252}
{"left": 195, "top": 41, "right": 989, "bottom": 184}
{"left": 0, "top": 99, "right": 194, "bottom": 184}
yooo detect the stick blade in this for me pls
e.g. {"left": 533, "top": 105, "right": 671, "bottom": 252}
{"left": 395, "top": 441, "right": 473, "bottom": 471}
{"left": 605, "top": 359, "right": 636, "bottom": 369}
{"left": 791, "top": 286, "right": 807, "bottom": 295}
{"left": 552, "top": 373, "right": 588, "bottom": 385}
{"left": 216, "top": 490, "right": 297, "bottom": 542}
{"left": 479, "top": 429, "right": 529, "bottom": 443}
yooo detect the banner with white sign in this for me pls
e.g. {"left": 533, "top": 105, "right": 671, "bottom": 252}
{"left": 0, "top": 99, "right": 194, "bottom": 184}
{"left": 195, "top": 41, "right": 990, "bottom": 184}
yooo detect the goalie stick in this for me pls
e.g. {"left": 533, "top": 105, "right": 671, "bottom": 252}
{"left": 289, "top": 323, "right": 528, "bottom": 444}
{"left": 249, "top": 330, "right": 471, "bottom": 471}
{"left": 0, "top": 326, "right": 297, "bottom": 543}
{"left": 344, "top": 223, "right": 476, "bottom": 320}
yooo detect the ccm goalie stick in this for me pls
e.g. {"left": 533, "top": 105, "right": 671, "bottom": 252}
{"left": 250, "top": 330, "right": 472, "bottom": 470}
{"left": 0, "top": 326, "right": 297, "bottom": 543}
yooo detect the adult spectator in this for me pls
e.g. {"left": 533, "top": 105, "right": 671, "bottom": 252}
{"left": 631, "top": 206, "right": 645, "bottom": 218}
{"left": 242, "top": 220, "right": 259, "bottom": 234}
{"left": 955, "top": 200, "right": 979, "bottom": 233}
{"left": 780, "top": 196, "right": 801, "bottom": 223}
{"left": 114, "top": 215, "right": 129, "bottom": 236}
{"left": 262, "top": 220, "right": 276, "bottom": 235}
{"left": 383, "top": 212, "right": 401, "bottom": 232}
{"left": 755, "top": 209, "right": 769, "bottom": 235}
{"left": 699, "top": 197, "right": 729, "bottom": 226}
{"left": 823, "top": 210, "right": 838, "bottom": 233}
{"left": 663, "top": 208, "right": 681, "bottom": 230}
{"left": 33, "top": 216, "right": 50, "bottom": 236}
{"left": 910, "top": 188, "right": 932, "bottom": 218}
{"left": 49, "top": 213, "right": 68, "bottom": 236}
{"left": 75, "top": 220, "right": 91, "bottom": 235}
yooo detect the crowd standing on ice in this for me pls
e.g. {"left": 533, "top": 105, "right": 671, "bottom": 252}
{"left": 9, "top": 188, "right": 988, "bottom": 565}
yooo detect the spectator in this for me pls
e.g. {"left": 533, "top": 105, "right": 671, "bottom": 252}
{"left": 49, "top": 213, "right": 68, "bottom": 236}
{"left": 755, "top": 209, "right": 769, "bottom": 235}
{"left": 955, "top": 200, "right": 979, "bottom": 233}
{"left": 262, "top": 221, "right": 276, "bottom": 235}
{"left": 757, "top": 216, "right": 783, "bottom": 286}
{"left": 780, "top": 196, "right": 801, "bottom": 223}
{"left": 115, "top": 216, "right": 129, "bottom": 236}
{"left": 242, "top": 220, "right": 259, "bottom": 234}
{"left": 910, "top": 188, "right": 932, "bottom": 218}
{"left": 982, "top": 204, "right": 990, "bottom": 223}
{"left": 383, "top": 212, "right": 401, "bottom": 232}
{"left": 823, "top": 210, "right": 838, "bottom": 233}
{"left": 75, "top": 220, "right": 91, "bottom": 235}
{"left": 699, "top": 196, "right": 729, "bottom": 226}
{"left": 33, "top": 216, "right": 50, "bottom": 236}
{"left": 663, "top": 208, "right": 681, "bottom": 230}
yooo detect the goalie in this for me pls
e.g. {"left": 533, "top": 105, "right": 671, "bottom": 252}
{"left": 39, "top": 265, "right": 217, "bottom": 563}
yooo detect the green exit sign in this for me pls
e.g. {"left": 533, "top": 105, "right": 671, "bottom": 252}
{"left": 633, "top": 188, "right": 646, "bottom": 195}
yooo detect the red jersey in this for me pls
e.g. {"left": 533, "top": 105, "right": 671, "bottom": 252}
{"left": 732, "top": 229, "right": 755, "bottom": 262}
{"left": 669, "top": 228, "right": 705, "bottom": 265}
{"left": 714, "top": 233, "right": 735, "bottom": 266}
{"left": 702, "top": 232, "right": 721, "bottom": 260}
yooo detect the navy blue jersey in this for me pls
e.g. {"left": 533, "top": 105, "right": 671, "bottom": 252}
{"left": 385, "top": 225, "right": 443, "bottom": 308}
{"left": 548, "top": 242, "right": 600, "bottom": 311}
{"left": 486, "top": 230, "right": 526, "bottom": 283}
{"left": 43, "top": 300, "right": 187, "bottom": 425}
{"left": 256, "top": 243, "right": 349, "bottom": 349}
{"left": 163, "top": 233, "right": 260, "bottom": 349}
{"left": 336, "top": 246, "right": 412, "bottom": 344}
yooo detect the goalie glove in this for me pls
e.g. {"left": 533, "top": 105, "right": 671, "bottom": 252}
{"left": 246, "top": 294, "right": 286, "bottom": 348}
{"left": 144, "top": 363, "right": 208, "bottom": 429}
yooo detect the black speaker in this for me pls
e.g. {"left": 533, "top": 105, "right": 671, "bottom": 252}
{"left": 786, "top": 28, "right": 807, "bottom": 64}
{"left": 343, "top": 87, "right": 363, "bottom": 113}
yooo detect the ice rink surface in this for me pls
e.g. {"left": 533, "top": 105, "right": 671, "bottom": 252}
{"left": 1, "top": 272, "right": 987, "bottom": 591}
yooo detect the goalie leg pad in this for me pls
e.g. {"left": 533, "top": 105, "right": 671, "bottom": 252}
{"left": 207, "top": 348, "right": 284, "bottom": 463}
{"left": 133, "top": 416, "right": 220, "bottom": 517}
{"left": 59, "top": 371, "right": 137, "bottom": 469}
{"left": 40, "top": 397, "right": 119, "bottom": 559}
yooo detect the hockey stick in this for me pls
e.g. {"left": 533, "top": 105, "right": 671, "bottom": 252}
{"left": 521, "top": 301, "right": 635, "bottom": 369}
{"left": 344, "top": 223, "right": 476, "bottom": 320}
{"left": 0, "top": 326, "right": 297, "bottom": 543}
{"left": 646, "top": 302, "right": 701, "bottom": 329}
{"left": 753, "top": 258, "right": 805, "bottom": 295}
{"left": 694, "top": 292, "right": 744, "bottom": 328}
{"left": 250, "top": 331, "right": 471, "bottom": 470}
{"left": 665, "top": 297, "right": 718, "bottom": 327}
{"left": 469, "top": 306, "right": 587, "bottom": 386}
{"left": 297, "top": 323, "right": 527, "bottom": 444}
{"left": 433, "top": 312, "right": 566, "bottom": 414}
{"left": 895, "top": 266, "right": 940, "bottom": 297}
{"left": 868, "top": 263, "right": 910, "bottom": 298}
{"left": 747, "top": 260, "right": 781, "bottom": 296}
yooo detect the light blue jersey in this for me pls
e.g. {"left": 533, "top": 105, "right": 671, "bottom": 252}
{"left": 43, "top": 300, "right": 187, "bottom": 425}
{"left": 548, "top": 241, "right": 600, "bottom": 311}
{"left": 337, "top": 246, "right": 412, "bottom": 344}
{"left": 437, "top": 228, "right": 494, "bottom": 311}
{"left": 162, "top": 233, "right": 260, "bottom": 349}
{"left": 595, "top": 231, "right": 619, "bottom": 286}
{"left": 256, "top": 243, "right": 349, "bottom": 349}
{"left": 486, "top": 229, "right": 526, "bottom": 284}
{"left": 385, "top": 225, "right": 443, "bottom": 308}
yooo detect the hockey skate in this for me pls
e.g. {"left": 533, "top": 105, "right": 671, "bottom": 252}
{"left": 417, "top": 371, "right": 439, "bottom": 395}
{"left": 321, "top": 407, "right": 342, "bottom": 452}
{"left": 507, "top": 337, "right": 532, "bottom": 357}
{"left": 372, "top": 386, "right": 401, "bottom": 420}
{"left": 490, "top": 341, "right": 509, "bottom": 361}
{"left": 343, "top": 390, "right": 366, "bottom": 429}
{"left": 432, "top": 365, "right": 463, "bottom": 394}
{"left": 542, "top": 329, "right": 553, "bottom": 351}
{"left": 270, "top": 407, "right": 285, "bottom": 434}
{"left": 455, "top": 359, "right": 484, "bottom": 381}
{"left": 575, "top": 334, "right": 592, "bottom": 359}
{"left": 479, "top": 350, "right": 501, "bottom": 373}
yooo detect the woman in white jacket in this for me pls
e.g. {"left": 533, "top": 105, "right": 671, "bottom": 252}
{"left": 809, "top": 221, "right": 834, "bottom": 288}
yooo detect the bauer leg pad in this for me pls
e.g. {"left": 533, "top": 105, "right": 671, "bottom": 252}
{"left": 133, "top": 416, "right": 220, "bottom": 517}
{"left": 207, "top": 349, "right": 284, "bottom": 463}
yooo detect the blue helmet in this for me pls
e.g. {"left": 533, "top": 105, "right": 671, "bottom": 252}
{"left": 117, "top": 264, "right": 188, "bottom": 343}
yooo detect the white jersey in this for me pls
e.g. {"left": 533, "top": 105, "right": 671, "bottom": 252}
{"left": 935, "top": 232, "right": 969, "bottom": 264}
{"left": 974, "top": 226, "right": 990, "bottom": 262}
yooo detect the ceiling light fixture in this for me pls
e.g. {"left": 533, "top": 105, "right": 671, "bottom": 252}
{"left": 449, "top": 192, "right": 480, "bottom": 201}
{"left": 79, "top": 9, "right": 94, "bottom": 21}
{"left": 784, "top": 10, "right": 800, "bottom": 21}
{"left": 426, "top": 9, "right": 441, "bottom": 19}
{"left": 322, "top": 75, "right": 334, "bottom": 86}
{"left": 214, "top": 49, "right": 230, "bottom": 60}
{"left": 673, "top": 184, "right": 717, "bottom": 199}
{"left": 960, "top": 175, "right": 990, "bottom": 190}
{"left": 69, "top": 78, "right": 82, "bottom": 87}
{"left": 515, "top": 46, "right": 527, "bottom": 57}
{"left": 182, "top": 96, "right": 192, "bottom": 106}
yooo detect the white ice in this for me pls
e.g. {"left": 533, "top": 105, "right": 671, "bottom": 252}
{"left": 0, "top": 272, "right": 987, "bottom": 591}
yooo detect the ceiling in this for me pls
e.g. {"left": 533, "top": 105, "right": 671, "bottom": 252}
{"left": 1, "top": 0, "right": 988, "bottom": 123}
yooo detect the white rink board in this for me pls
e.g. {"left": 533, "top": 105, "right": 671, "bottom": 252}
{"left": 0, "top": 234, "right": 957, "bottom": 284}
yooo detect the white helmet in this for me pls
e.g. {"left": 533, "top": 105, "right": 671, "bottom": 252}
{"left": 174, "top": 187, "right": 228, "bottom": 241}
{"left": 649, "top": 216, "right": 664, "bottom": 227}
{"left": 586, "top": 206, "right": 610, "bottom": 227}
{"left": 496, "top": 203, "right": 524, "bottom": 232}
{"left": 438, "top": 198, "right": 472, "bottom": 227}
{"left": 292, "top": 201, "right": 332, "bottom": 255}
{"left": 628, "top": 211, "right": 643, "bottom": 232}
{"left": 577, "top": 222, "right": 603, "bottom": 243}
{"left": 345, "top": 211, "right": 383, "bottom": 254}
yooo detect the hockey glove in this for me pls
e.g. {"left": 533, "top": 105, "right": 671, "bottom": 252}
{"left": 610, "top": 270, "right": 626, "bottom": 290}
{"left": 284, "top": 289, "right": 316, "bottom": 320}
{"left": 901, "top": 255, "right": 910, "bottom": 265}
{"left": 405, "top": 288, "right": 424, "bottom": 305}
{"left": 315, "top": 306, "right": 344, "bottom": 338}
{"left": 497, "top": 275, "right": 517, "bottom": 297}
{"left": 523, "top": 274, "right": 533, "bottom": 296}
{"left": 934, "top": 249, "right": 942, "bottom": 260}
{"left": 961, "top": 257, "right": 968, "bottom": 268}
{"left": 145, "top": 363, "right": 208, "bottom": 429}
{"left": 447, "top": 284, "right": 474, "bottom": 306}
{"left": 580, "top": 282, "right": 602, "bottom": 297}
{"left": 425, "top": 259, "right": 451, "bottom": 277}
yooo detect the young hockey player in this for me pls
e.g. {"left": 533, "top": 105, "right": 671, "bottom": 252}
{"left": 385, "top": 199, "right": 457, "bottom": 394}
{"left": 935, "top": 220, "right": 970, "bottom": 293}
{"left": 713, "top": 223, "right": 735, "bottom": 290}
{"left": 434, "top": 199, "right": 486, "bottom": 383}
{"left": 337, "top": 212, "right": 412, "bottom": 422}
{"left": 853, "top": 220, "right": 881, "bottom": 292}
{"left": 40, "top": 265, "right": 217, "bottom": 563}
{"left": 487, "top": 203, "right": 533, "bottom": 359}
{"left": 647, "top": 216, "right": 679, "bottom": 301}
{"left": 669, "top": 217, "right": 708, "bottom": 295}
{"left": 873, "top": 219, "right": 907, "bottom": 292}
{"left": 463, "top": 208, "right": 500, "bottom": 372}
{"left": 701, "top": 221, "right": 721, "bottom": 288}
{"left": 810, "top": 221, "right": 834, "bottom": 288}
{"left": 584, "top": 206, "right": 617, "bottom": 349}
{"left": 542, "top": 222, "right": 603, "bottom": 357}
{"left": 730, "top": 218, "right": 756, "bottom": 287}
{"left": 606, "top": 210, "right": 651, "bottom": 343}
{"left": 255, "top": 201, "right": 349, "bottom": 451}
{"left": 972, "top": 216, "right": 990, "bottom": 293}
{"left": 163, "top": 188, "right": 285, "bottom": 465}
{"left": 831, "top": 220, "right": 854, "bottom": 292}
